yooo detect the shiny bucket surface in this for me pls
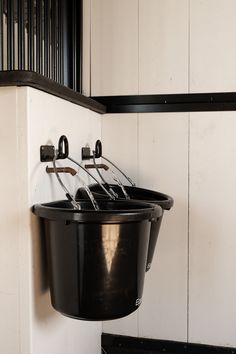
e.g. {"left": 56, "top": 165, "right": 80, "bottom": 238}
{"left": 76, "top": 185, "right": 173, "bottom": 271}
{"left": 33, "top": 200, "right": 161, "bottom": 320}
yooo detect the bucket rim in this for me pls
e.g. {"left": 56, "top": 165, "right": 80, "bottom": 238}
{"left": 32, "top": 199, "right": 162, "bottom": 223}
{"left": 77, "top": 184, "right": 174, "bottom": 210}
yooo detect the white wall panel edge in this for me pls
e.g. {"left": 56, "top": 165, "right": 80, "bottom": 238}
{"left": 27, "top": 86, "right": 102, "bottom": 354}
{"left": 16, "top": 87, "right": 33, "bottom": 354}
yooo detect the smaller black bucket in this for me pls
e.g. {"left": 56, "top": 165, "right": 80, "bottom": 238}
{"left": 33, "top": 199, "right": 161, "bottom": 321}
{"left": 76, "top": 185, "right": 174, "bottom": 271}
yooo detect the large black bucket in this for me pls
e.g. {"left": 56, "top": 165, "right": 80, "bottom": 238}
{"left": 33, "top": 199, "right": 161, "bottom": 320}
{"left": 76, "top": 185, "right": 173, "bottom": 271}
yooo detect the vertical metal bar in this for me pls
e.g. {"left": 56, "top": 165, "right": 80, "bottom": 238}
{"left": 57, "top": 0, "right": 62, "bottom": 84}
{"left": 59, "top": 0, "right": 64, "bottom": 85}
{"left": 39, "top": 0, "right": 43, "bottom": 74}
{"left": 7, "top": 0, "right": 15, "bottom": 70}
{"left": 72, "top": 0, "right": 76, "bottom": 91}
{"left": 61, "top": 0, "right": 70, "bottom": 87}
{"left": 28, "top": 0, "right": 34, "bottom": 71}
{"left": 18, "top": 0, "right": 25, "bottom": 70}
{"left": 44, "top": 0, "right": 50, "bottom": 77}
{"left": 0, "top": 0, "right": 3, "bottom": 70}
{"left": 55, "top": 0, "right": 59, "bottom": 82}
{"left": 77, "top": 0, "right": 82, "bottom": 92}
{"left": 36, "top": 0, "right": 42, "bottom": 73}
{"left": 36, "top": 0, "right": 39, "bottom": 72}
{"left": 51, "top": 0, "right": 56, "bottom": 80}
{"left": 71, "top": 0, "right": 82, "bottom": 92}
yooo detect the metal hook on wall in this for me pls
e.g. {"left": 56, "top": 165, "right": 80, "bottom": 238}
{"left": 40, "top": 135, "right": 115, "bottom": 200}
{"left": 40, "top": 135, "right": 69, "bottom": 162}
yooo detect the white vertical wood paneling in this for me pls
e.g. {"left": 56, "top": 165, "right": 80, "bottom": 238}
{"left": 101, "top": 114, "right": 139, "bottom": 184}
{"left": 91, "top": 0, "right": 139, "bottom": 96}
{"left": 16, "top": 88, "right": 31, "bottom": 354}
{"left": 0, "top": 88, "right": 18, "bottom": 295}
{"left": 96, "top": 0, "right": 236, "bottom": 348}
{"left": 138, "top": 113, "right": 188, "bottom": 341}
{"left": 98, "top": 0, "right": 189, "bottom": 341}
{"left": 139, "top": 0, "right": 189, "bottom": 94}
{"left": 0, "top": 88, "right": 20, "bottom": 354}
{"left": 101, "top": 114, "right": 139, "bottom": 337}
{"left": 190, "top": 0, "right": 236, "bottom": 92}
{"left": 0, "top": 294, "right": 19, "bottom": 354}
{"left": 0, "top": 86, "right": 103, "bottom": 354}
{"left": 189, "top": 112, "right": 236, "bottom": 347}
{"left": 27, "top": 87, "right": 102, "bottom": 354}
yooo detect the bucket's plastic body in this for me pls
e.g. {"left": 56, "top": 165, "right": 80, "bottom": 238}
{"left": 76, "top": 185, "right": 174, "bottom": 271}
{"left": 33, "top": 199, "right": 161, "bottom": 320}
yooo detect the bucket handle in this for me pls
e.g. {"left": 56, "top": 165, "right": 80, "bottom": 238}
{"left": 82, "top": 140, "right": 136, "bottom": 187}
{"left": 41, "top": 136, "right": 116, "bottom": 202}
{"left": 85, "top": 159, "right": 130, "bottom": 200}
{"left": 67, "top": 156, "right": 115, "bottom": 200}
{"left": 52, "top": 151, "right": 81, "bottom": 210}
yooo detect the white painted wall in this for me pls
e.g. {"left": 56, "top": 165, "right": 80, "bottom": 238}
{"left": 101, "top": 113, "right": 189, "bottom": 342}
{"left": 91, "top": 0, "right": 189, "bottom": 343}
{"left": 91, "top": 0, "right": 236, "bottom": 348}
{"left": 0, "top": 88, "right": 22, "bottom": 354}
{"left": 91, "top": 0, "right": 139, "bottom": 96}
{"left": 0, "top": 86, "right": 102, "bottom": 354}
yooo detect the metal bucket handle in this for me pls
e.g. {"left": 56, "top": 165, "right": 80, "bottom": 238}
{"left": 95, "top": 140, "right": 136, "bottom": 187}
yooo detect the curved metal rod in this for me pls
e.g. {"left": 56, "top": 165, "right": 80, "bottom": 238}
{"left": 86, "top": 162, "right": 130, "bottom": 200}
{"left": 101, "top": 155, "right": 136, "bottom": 187}
{"left": 79, "top": 183, "right": 100, "bottom": 211}
{"left": 67, "top": 156, "right": 115, "bottom": 200}
{"left": 109, "top": 169, "right": 130, "bottom": 200}
{"left": 92, "top": 152, "right": 118, "bottom": 199}
{"left": 52, "top": 151, "right": 81, "bottom": 210}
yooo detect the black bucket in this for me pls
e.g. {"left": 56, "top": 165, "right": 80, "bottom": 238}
{"left": 76, "top": 185, "right": 174, "bottom": 271}
{"left": 33, "top": 199, "right": 162, "bottom": 321}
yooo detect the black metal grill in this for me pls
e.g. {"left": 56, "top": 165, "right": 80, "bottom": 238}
{"left": 0, "top": 0, "right": 82, "bottom": 92}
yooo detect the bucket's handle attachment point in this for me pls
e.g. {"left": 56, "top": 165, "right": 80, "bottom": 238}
{"left": 85, "top": 163, "right": 109, "bottom": 171}
{"left": 52, "top": 151, "right": 81, "bottom": 210}
{"left": 95, "top": 140, "right": 102, "bottom": 158}
{"left": 40, "top": 135, "right": 69, "bottom": 162}
{"left": 81, "top": 140, "right": 102, "bottom": 160}
{"left": 46, "top": 166, "right": 77, "bottom": 176}
{"left": 57, "top": 135, "right": 69, "bottom": 160}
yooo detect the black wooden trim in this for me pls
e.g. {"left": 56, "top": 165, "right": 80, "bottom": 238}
{"left": 92, "top": 93, "right": 236, "bottom": 113}
{"left": 3, "top": 72, "right": 236, "bottom": 115}
{"left": 102, "top": 333, "right": 236, "bottom": 354}
{"left": 0, "top": 71, "right": 106, "bottom": 114}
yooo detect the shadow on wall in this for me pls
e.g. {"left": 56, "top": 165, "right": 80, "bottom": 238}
{"left": 30, "top": 214, "right": 57, "bottom": 322}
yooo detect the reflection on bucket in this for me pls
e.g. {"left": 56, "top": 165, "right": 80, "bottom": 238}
{"left": 102, "top": 224, "right": 119, "bottom": 273}
{"left": 76, "top": 184, "right": 174, "bottom": 271}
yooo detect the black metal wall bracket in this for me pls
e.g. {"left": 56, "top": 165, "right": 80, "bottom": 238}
{"left": 40, "top": 135, "right": 69, "bottom": 162}
{"left": 81, "top": 140, "right": 102, "bottom": 160}
{"left": 40, "top": 145, "right": 55, "bottom": 162}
